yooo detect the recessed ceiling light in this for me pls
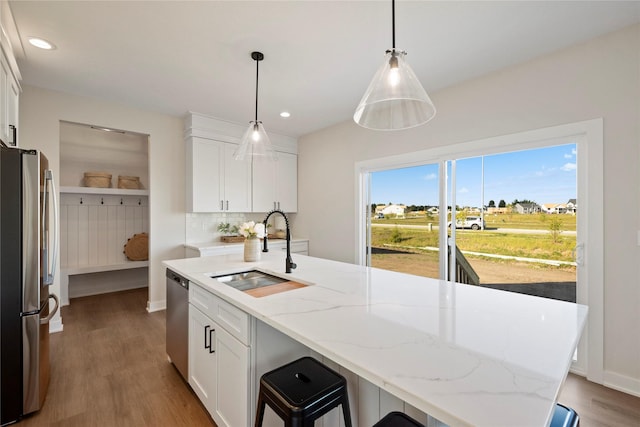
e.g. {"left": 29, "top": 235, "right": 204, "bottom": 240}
{"left": 280, "top": 111, "right": 291, "bottom": 118}
{"left": 28, "top": 37, "right": 56, "bottom": 50}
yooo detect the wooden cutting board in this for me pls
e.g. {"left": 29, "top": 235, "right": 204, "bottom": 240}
{"left": 244, "top": 281, "right": 307, "bottom": 298}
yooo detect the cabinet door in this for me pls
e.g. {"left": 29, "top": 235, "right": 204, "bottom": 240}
{"left": 7, "top": 75, "right": 18, "bottom": 146}
{"left": 252, "top": 152, "right": 297, "bottom": 213}
{"left": 252, "top": 158, "right": 277, "bottom": 212}
{"left": 188, "top": 304, "right": 217, "bottom": 415}
{"left": 187, "top": 137, "right": 223, "bottom": 212}
{"left": 275, "top": 152, "right": 297, "bottom": 213}
{"left": 0, "top": 54, "right": 9, "bottom": 145}
{"left": 223, "top": 143, "right": 252, "bottom": 212}
{"left": 214, "top": 325, "right": 250, "bottom": 427}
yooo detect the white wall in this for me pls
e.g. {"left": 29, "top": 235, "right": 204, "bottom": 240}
{"left": 19, "top": 85, "right": 185, "bottom": 320}
{"left": 296, "top": 25, "right": 640, "bottom": 394}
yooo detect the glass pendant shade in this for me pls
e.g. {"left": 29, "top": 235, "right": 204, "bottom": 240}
{"left": 234, "top": 120, "right": 277, "bottom": 161}
{"left": 354, "top": 49, "right": 436, "bottom": 130}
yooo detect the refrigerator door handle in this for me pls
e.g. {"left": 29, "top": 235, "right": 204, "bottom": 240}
{"left": 39, "top": 294, "right": 59, "bottom": 325}
{"left": 43, "top": 170, "right": 58, "bottom": 285}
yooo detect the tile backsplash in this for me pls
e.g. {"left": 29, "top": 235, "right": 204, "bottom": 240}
{"left": 186, "top": 212, "right": 291, "bottom": 243}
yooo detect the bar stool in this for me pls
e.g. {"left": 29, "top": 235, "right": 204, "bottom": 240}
{"left": 373, "top": 411, "right": 424, "bottom": 427}
{"left": 254, "top": 356, "right": 352, "bottom": 427}
{"left": 551, "top": 403, "right": 580, "bottom": 427}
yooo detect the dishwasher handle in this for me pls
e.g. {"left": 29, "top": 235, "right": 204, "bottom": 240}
{"left": 166, "top": 269, "right": 189, "bottom": 289}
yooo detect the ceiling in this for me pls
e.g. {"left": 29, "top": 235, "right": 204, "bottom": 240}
{"left": 8, "top": 1, "right": 640, "bottom": 138}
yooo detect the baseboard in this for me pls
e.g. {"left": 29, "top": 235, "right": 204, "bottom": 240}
{"left": 147, "top": 299, "right": 166, "bottom": 313}
{"left": 603, "top": 370, "right": 640, "bottom": 398}
{"left": 50, "top": 318, "right": 64, "bottom": 333}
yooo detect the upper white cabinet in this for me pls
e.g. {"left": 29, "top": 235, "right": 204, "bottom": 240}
{"left": 184, "top": 113, "right": 297, "bottom": 214}
{"left": 186, "top": 136, "right": 252, "bottom": 213}
{"left": 0, "top": 2, "right": 21, "bottom": 147}
{"left": 0, "top": 46, "right": 18, "bottom": 146}
{"left": 252, "top": 151, "right": 297, "bottom": 213}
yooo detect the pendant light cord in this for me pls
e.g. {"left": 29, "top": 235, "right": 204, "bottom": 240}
{"left": 391, "top": 0, "right": 395, "bottom": 49}
{"left": 255, "top": 57, "right": 259, "bottom": 122}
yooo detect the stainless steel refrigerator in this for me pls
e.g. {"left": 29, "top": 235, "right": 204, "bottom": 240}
{"left": 0, "top": 144, "right": 59, "bottom": 425}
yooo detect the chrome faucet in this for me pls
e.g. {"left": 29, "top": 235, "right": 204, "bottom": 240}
{"left": 262, "top": 209, "right": 297, "bottom": 273}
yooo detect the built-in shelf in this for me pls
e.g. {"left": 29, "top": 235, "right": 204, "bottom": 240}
{"left": 62, "top": 261, "right": 149, "bottom": 276}
{"left": 60, "top": 186, "right": 149, "bottom": 196}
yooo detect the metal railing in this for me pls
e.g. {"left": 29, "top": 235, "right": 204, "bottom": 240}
{"left": 449, "top": 245, "right": 480, "bottom": 285}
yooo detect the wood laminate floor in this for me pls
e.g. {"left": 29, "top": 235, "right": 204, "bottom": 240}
{"left": 20, "top": 288, "right": 640, "bottom": 427}
{"left": 21, "top": 288, "right": 215, "bottom": 427}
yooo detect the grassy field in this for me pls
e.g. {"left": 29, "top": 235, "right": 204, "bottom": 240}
{"left": 372, "top": 223, "right": 576, "bottom": 262}
{"left": 372, "top": 212, "right": 577, "bottom": 231}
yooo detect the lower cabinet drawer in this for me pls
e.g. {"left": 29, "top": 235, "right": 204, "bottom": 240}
{"left": 189, "top": 283, "right": 251, "bottom": 345}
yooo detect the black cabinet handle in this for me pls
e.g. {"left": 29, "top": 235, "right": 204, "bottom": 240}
{"left": 204, "top": 325, "right": 216, "bottom": 353}
{"left": 9, "top": 125, "right": 16, "bottom": 146}
{"left": 209, "top": 327, "right": 215, "bottom": 353}
{"left": 204, "top": 325, "right": 211, "bottom": 350}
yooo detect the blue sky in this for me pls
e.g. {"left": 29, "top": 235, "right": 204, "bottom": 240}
{"left": 371, "top": 143, "right": 577, "bottom": 207}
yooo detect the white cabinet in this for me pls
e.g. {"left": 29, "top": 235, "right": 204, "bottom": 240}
{"left": 189, "top": 304, "right": 217, "bottom": 415}
{"left": 252, "top": 151, "right": 297, "bottom": 213}
{"left": 0, "top": 50, "right": 18, "bottom": 146}
{"left": 187, "top": 137, "right": 252, "bottom": 213}
{"left": 189, "top": 286, "right": 251, "bottom": 427}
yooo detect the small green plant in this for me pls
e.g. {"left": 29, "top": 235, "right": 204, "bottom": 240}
{"left": 390, "top": 226, "right": 403, "bottom": 243}
{"left": 217, "top": 222, "right": 239, "bottom": 235}
{"left": 548, "top": 217, "right": 563, "bottom": 243}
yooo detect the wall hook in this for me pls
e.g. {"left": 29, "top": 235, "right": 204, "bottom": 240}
{"left": 120, "top": 198, "right": 123, "bottom": 205}
{"left": 138, "top": 199, "right": 141, "bottom": 206}
{"left": 80, "top": 197, "right": 83, "bottom": 205}
{"left": 101, "top": 197, "right": 104, "bottom": 205}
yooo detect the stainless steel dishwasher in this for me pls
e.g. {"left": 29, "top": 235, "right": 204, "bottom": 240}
{"left": 166, "top": 268, "right": 189, "bottom": 381}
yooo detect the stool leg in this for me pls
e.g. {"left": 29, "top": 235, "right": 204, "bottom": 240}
{"left": 341, "top": 394, "right": 353, "bottom": 427}
{"left": 254, "top": 395, "right": 266, "bottom": 427}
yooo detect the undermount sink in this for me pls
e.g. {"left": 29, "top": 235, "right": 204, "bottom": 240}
{"left": 211, "top": 270, "right": 307, "bottom": 297}
{"left": 212, "top": 270, "right": 288, "bottom": 291}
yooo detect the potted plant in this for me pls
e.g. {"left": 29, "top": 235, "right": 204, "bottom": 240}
{"left": 238, "top": 221, "right": 266, "bottom": 262}
{"left": 217, "top": 222, "right": 244, "bottom": 243}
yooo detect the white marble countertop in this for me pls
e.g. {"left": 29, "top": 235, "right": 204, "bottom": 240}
{"left": 163, "top": 252, "right": 587, "bottom": 427}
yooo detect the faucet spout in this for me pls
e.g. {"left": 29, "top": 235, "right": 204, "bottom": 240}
{"left": 262, "top": 209, "right": 297, "bottom": 273}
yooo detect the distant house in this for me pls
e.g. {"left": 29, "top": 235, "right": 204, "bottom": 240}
{"left": 515, "top": 202, "right": 541, "bottom": 214}
{"left": 541, "top": 203, "right": 567, "bottom": 214}
{"left": 380, "top": 204, "right": 406, "bottom": 218}
{"left": 566, "top": 199, "right": 577, "bottom": 214}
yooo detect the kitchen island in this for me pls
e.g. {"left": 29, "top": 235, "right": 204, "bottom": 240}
{"left": 163, "top": 251, "right": 587, "bottom": 427}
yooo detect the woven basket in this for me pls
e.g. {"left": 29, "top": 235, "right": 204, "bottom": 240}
{"left": 123, "top": 232, "right": 149, "bottom": 261}
{"left": 84, "top": 172, "right": 112, "bottom": 188}
{"left": 118, "top": 175, "right": 141, "bottom": 189}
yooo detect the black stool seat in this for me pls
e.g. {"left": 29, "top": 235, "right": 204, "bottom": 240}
{"left": 373, "top": 411, "right": 424, "bottom": 427}
{"left": 255, "top": 356, "right": 352, "bottom": 427}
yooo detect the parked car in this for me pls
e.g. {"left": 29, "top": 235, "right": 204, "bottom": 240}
{"left": 447, "top": 216, "right": 485, "bottom": 230}
{"left": 376, "top": 213, "right": 385, "bottom": 219}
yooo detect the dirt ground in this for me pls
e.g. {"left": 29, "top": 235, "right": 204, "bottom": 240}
{"left": 371, "top": 251, "right": 576, "bottom": 284}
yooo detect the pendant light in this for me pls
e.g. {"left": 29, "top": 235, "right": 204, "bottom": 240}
{"left": 354, "top": 0, "right": 436, "bottom": 130}
{"left": 234, "top": 51, "right": 277, "bottom": 161}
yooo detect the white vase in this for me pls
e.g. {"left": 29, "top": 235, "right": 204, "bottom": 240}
{"left": 244, "top": 237, "right": 261, "bottom": 262}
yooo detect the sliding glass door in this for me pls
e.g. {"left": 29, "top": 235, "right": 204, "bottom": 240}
{"left": 357, "top": 119, "right": 603, "bottom": 377}
{"left": 367, "top": 164, "right": 441, "bottom": 280}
